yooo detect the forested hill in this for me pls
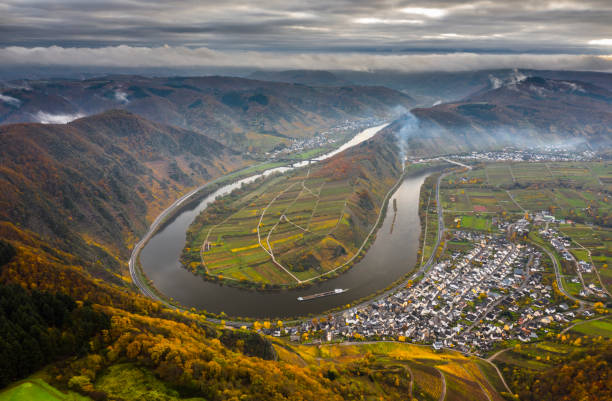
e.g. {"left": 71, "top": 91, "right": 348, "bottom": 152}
{"left": 0, "top": 110, "right": 245, "bottom": 283}
{"left": 0, "top": 75, "right": 415, "bottom": 150}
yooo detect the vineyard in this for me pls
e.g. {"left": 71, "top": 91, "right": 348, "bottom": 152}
{"left": 182, "top": 131, "right": 402, "bottom": 287}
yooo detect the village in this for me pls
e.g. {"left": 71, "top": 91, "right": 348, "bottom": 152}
{"left": 277, "top": 219, "right": 587, "bottom": 356}
{"left": 265, "top": 117, "right": 385, "bottom": 159}
{"left": 431, "top": 148, "right": 597, "bottom": 163}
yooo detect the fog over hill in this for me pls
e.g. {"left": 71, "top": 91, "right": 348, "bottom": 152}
{"left": 1, "top": 1, "right": 612, "bottom": 399}
{"left": 388, "top": 75, "right": 612, "bottom": 156}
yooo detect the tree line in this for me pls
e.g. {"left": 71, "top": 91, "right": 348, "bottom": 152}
{"left": 0, "top": 283, "right": 110, "bottom": 387}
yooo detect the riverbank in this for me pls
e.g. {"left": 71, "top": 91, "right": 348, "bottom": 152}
{"left": 132, "top": 124, "right": 455, "bottom": 321}
{"left": 136, "top": 168, "right": 447, "bottom": 323}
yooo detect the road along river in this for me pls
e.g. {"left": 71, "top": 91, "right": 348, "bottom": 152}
{"left": 134, "top": 123, "right": 435, "bottom": 318}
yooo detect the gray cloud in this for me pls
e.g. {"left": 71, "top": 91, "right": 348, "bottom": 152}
{"left": 1, "top": 1, "right": 611, "bottom": 71}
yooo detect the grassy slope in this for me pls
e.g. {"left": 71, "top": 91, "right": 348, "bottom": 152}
{"left": 95, "top": 364, "right": 206, "bottom": 401}
{"left": 0, "top": 378, "right": 89, "bottom": 401}
{"left": 0, "top": 336, "right": 507, "bottom": 401}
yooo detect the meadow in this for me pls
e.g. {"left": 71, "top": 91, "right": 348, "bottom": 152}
{"left": 0, "top": 379, "right": 89, "bottom": 401}
{"left": 569, "top": 316, "right": 612, "bottom": 337}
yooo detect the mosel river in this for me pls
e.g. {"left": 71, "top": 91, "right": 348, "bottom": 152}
{"left": 139, "top": 124, "right": 430, "bottom": 318}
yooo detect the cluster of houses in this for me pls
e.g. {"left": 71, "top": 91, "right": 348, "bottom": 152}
{"left": 266, "top": 117, "right": 384, "bottom": 159}
{"left": 441, "top": 148, "right": 596, "bottom": 163}
{"left": 282, "top": 226, "right": 583, "bottom": 355}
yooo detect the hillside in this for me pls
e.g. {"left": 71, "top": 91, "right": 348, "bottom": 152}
{"left": 182, "top": 128, "right": 403, "bottom": 287}
{"left": 0, "top": 110, "right": 245, "bottom": 282}
{"left": 397, "top": 76, "right": 612, "bottom": 156}
{"left": 0, "top": 75, "right": 415, "bottom": 151}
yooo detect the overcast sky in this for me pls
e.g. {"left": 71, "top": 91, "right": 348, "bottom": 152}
{"left": 1, "top": 0, "right": 612, "bottom": 72}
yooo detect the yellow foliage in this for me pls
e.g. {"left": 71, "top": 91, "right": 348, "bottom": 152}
{"left": 230, "top": 243, "right": 260, "bottom": 253}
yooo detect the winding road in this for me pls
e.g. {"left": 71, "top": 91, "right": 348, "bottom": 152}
{"left": 534, "top": 243, "right": 595, "bottom": 307}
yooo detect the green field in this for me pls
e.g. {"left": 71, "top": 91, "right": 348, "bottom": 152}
{"left": 559, "top": 223, "right": 612, "bottom": 294}
{"left": 455, "top": 214, "right": 493, "bottom": 231}
{"left": 0, "top": 379, "right": 89, "bottom": 401}
{"left": 570, "top": 317, "right": 612, "bottom": 337}
{"left": 444, "top": 162, "right": 612, "bottom": 219}
{"left": 419, "top": 174, "right": 440, "bottom": 266}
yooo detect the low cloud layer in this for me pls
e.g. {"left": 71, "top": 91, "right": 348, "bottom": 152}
{"left": 2, "top": 46, "right": 612, "bottom": 72}
{"left": 114, "top": 90, "right": 129, "bottom": 104}
{"left": 0, "top": 94, "right": 21, "bottom": 106}
{"left": 34, "top": 111, "right": 84, "bottom": 124}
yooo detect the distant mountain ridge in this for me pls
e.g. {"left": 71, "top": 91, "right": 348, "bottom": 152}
{"left": 0, "top": 75, "right": 415, "bottom": 151}
{"left": 247, "top": 68, "right": 612, "bottom": 106}
{"left": 249, "top": 70, "right": 352, "bottom": 86}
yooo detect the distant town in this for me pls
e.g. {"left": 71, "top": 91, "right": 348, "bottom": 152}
{"left": 265, "top": 117, "right": 386, "bottom": 159}
{"left": 426, "top": 147, "right": 598, "bottom": 163}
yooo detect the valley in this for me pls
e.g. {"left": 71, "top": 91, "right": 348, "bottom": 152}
{"left": 3, "top": 0, "right": 612, "bottom": 399}
{"left": 1, "top": 71, "right": 611, "bottom": 401}
{"left": 135, "top": 124, "right": 438, "bottom": 317}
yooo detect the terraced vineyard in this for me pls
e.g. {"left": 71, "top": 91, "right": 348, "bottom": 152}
{"left": 182, "top": 131, "right": 403, "bottom": 287}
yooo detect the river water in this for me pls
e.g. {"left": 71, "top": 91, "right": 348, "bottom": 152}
{"left": 139, "top": 124, "right": 429, "bottom": 318}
